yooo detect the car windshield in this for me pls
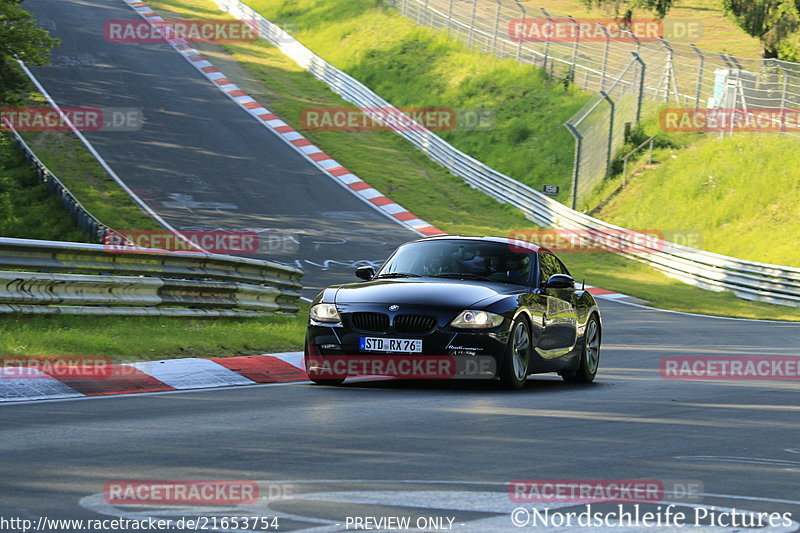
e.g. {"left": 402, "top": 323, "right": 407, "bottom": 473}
{"left": 377, "top": 240, "right": 532, "bottom": 286}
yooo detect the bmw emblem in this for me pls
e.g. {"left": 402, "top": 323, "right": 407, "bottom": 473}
{"left": 388, "top": 304, "right": 399, "bottom": 311}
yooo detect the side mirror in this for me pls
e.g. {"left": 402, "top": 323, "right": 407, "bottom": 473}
{"left": 355, "top": 266, "right": 375, "bottom": 281}
{"left": 544, "top": 274, "right": 574, "bottom": 289}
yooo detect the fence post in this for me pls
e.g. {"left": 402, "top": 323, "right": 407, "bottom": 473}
{"left": 446, "top": 0, "right": 455, "bottom": 37}
{"left": 565, "top": 123, "right": 582, "bottom": 210}
{"left": 600, "top": 91, "right": 615, "bottom": 180}
{"left": 632, "top": 52, "right": 646, "bottom": 123}
{"left": 468, "top": 0, "right": 478, "bottom": 47}
{"left": 568, "top": 15, "right": 580, "bottom": 82}
{"left": 493, "top": 0, "right": 502, "bottom": 53}
{"left": 541, "top": 8, "right": 552, "bottom": 72}
{"left": 600, "top": 25, "right": 610, "bottom": 91}
{"left": 690, "top": 44, "right": 705, "bottom": 110}
{"left": 660, "top": 38, "right": 674, "bottom": 102}
{"left": 512, "top": 0, "right": 526, "bottom": 62}
{"left": 423, "top": 0, "right": 430, "bottom": 25}
{"left": 779, "top": 64, "right": 789, "bottom": 131}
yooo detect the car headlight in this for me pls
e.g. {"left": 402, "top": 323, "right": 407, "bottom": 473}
{"left": 310, "top": 303, "right": 342, "bottom": 324}
{"left": 450, "top": 310, "right": 505, "bottom": 328}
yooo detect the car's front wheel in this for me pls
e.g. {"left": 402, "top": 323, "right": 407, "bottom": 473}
{"left": 304, "top": 344, "right": 345, "bottom": 386}
{"left": 562, "top": 314, "right": 600, "bottom": 383}
{"left": 499, "top": 317, "right": 531, "bottom": 389}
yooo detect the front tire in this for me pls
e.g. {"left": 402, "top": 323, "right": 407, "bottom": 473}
{"left": 562, "top": 314, "right": 600, "bottom": 383}
{"left": 499, "top": 317, "right": 531, "bottom": 390}
{"left": 304, "top": 343, "right": 345, "bottom": 386}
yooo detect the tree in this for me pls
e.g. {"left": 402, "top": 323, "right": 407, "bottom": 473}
{"left": 722, "top": 0, "right": 800, "bottom": 59}
{"left": 582, "top": 0, "right": 677, "bottom": 20}
{"left": 0, "top": 0, "right": 59, "bottom": 105}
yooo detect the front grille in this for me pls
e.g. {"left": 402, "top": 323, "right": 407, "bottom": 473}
{"left": 393, "top": 314, "right": 437, "bottom": 334}
{"left": 349, "top": 312, "right": 389, "bottom": 333}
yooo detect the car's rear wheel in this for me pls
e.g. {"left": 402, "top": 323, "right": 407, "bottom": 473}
{"left": 562, "top": 314, "right": 600, "bottom": 383}
{"left": 499, "top": 317, "right": 530, "bottom": 389}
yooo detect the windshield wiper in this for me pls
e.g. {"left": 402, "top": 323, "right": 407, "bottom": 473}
{"left": 375, "top": 272, "right": 423, "bottom": 279}
{"left": 432, "top": 272, "right": 493, "bottom": 281}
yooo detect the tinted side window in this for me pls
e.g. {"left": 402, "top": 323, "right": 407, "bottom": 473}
{"left": 538, "top": 253, "right": 559, "bottom": 285}
{"left": 555, "top": 256, "right": 571, "bottom": 277}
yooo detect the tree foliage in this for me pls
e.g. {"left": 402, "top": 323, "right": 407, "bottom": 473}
{"left": 722, "top": 0, "right": 800, "bottom": 59}
{"left": 582, "top": 0, "right": 677, "bottom": 20}
{"left": 0, "top": 0, "right": 59, "bottom": 105}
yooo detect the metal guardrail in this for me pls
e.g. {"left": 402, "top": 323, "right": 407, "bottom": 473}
{"left": 0, "top": 238, "right": 303, "bottom": 316}
{"left": 213, "top": 0, "right": 800, "bottom": 307}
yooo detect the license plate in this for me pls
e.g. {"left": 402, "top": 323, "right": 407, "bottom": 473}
{"left": 359, "top": 337, "right": 422, "bottom": 353}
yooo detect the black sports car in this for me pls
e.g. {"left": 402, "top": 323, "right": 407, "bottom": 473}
{"left": 304, "top": 235, "right": 601, "bottom": 389}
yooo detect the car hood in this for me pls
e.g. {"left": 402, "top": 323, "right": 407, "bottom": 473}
{"left": 333, "top": 279, "right": 519, "bottom": 308}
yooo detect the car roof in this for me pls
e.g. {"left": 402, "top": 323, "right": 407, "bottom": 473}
{"left": 409, "top": 234, "right": 547, "bottom": 254}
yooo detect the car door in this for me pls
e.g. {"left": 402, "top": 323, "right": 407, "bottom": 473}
{"left": 535, "top": 252, "right": 579, "bottom": 358}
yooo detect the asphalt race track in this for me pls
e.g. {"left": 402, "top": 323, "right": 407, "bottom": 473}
{"left": 5, "top": 0, "right": 800, "bottom": 530}
{"left": 2, "top": 300, "right": 800, "bottom": 530}
{"left": 23, "top": 0, "right": 418, "bottom": 296}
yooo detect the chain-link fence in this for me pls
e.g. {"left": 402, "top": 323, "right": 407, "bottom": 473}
{"left": 394, "top": 0, "right": 800, "bottom": 208}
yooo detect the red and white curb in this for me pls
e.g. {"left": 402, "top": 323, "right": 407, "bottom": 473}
{"left": 121, "top": 0, "right": 444, "bottom": 237}
{"left": 0, "top": 352, "right": 307, "bottom": 403}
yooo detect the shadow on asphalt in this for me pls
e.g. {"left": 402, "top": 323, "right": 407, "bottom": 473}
{"left": 309, "top": 377, "right": 611, "bottom": 394}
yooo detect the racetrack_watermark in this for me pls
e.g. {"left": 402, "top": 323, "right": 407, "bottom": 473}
{"left": 508, "top": 479, "right": 703, "bottom": 504}
{"left": 104, "top": 481, "right": 266, "bottom": 505}
{"left": 103, "top": 229, "right": 299, "bottom": 255}
{"left": 0, "top": 355, "right": 122, "bottom": 379}
{"left": 660, "top": 107, "right": 800, "bottom": 133}
{"left": 508, "top": 228, "right": 704, "bottom": 253}
{"left": 305, "top": 355, "right": 497, "bottom": 380}
{"left": 508, "top": 18, "right": 702, "bottom": 42}
{"left": 661, "top": 356, "right": 800, "bottom": 380}
{"left": 299, "top": 107, "right": 494, "bottom": 132}
{"left": 0, "top": 107, "right": 143, "bottom": 132}
{"left": 104, "top": 19, "right": 258, "bottom": 43}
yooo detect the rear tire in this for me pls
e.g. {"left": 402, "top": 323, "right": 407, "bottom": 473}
{"left": 499, "top": 317, "right": 531, "bottom": 390}
{"left": 562, "top": 314, "right": 600, "bottom": 383}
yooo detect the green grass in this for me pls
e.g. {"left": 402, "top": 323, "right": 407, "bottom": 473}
{"left": 138, "top": 0, "right": 800, "bottom": 322}
{"left": 520, "top": 0, "right": 763, "bottom": 57}
{"left": 596, "top": 132, "right": 800, "bottom": 267}
{"left": 19, "top": 93, "right": 162, "bottom": 232}
{"left": 0, "top": 304, "right": 308, "bottom": 362}
{"left": 154, "top": 0, "right": 592, "bottom": 206}
{"left": 0, "top": 133, "right": 89, "bottom": 241}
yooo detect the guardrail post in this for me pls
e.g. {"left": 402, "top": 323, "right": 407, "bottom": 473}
{"left": 565, "top": 123, "right": 582, "bottom": 210}
{"left": 541, "top": 9, "right": 552, "bottom": 72}
{"left": 600, "top": 91, "right": 615, "bottom": 180}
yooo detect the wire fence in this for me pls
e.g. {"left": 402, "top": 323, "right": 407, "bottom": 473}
{"left": 394, "top": 0, "right": 800, "bottom": 207}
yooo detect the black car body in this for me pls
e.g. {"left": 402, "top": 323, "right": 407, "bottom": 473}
{"left": 304, "top": 236, "right": 602, "bottom": 388}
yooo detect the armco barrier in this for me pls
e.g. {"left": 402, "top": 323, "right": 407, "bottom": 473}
{"left": 211, "top": 0, "right": 800, "bottom": 307}
{"left": 0, "top": 237, "right": 303, "bottom": 316}
{"left": 2, "top": 124, "right": 112, "bottom": 243}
